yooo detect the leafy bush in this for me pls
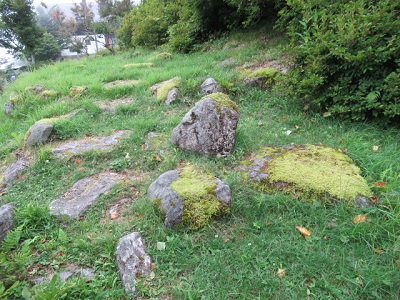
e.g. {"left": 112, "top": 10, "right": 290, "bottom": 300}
{"left": 278, "top": 0, "right": 400, "bottom": 121}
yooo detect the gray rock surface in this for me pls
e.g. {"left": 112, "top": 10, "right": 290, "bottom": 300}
{"left": 200, "top": 78, "right": 219, "bottom": 94}
{"left": 25, "top": 122, "right": 53, "bottom": 147}
{"left": 4, "top": 101, "right": 14, "bottom": 116}
{"left": 49, "top": 172, "right": 123, "bottom": 219}
{"left": 32, "top": 265, "right": 95, "bottom": 285}
{"left": 115, "top": 232, "right": 151, "bottom": 296}
{"left": 171, "top": 96, "right": 239, "bottom": 156}
{"left": 166, "top": 87, "right": 178, "bottom": 105}
{"left": 147, "top": 170, "right": 183, "bottom": 226}
{"left": 52, "top": 130, "right": 130, "bottom": 159}
{"left": 1, "top": 157, "right": 30, "bottom": 186}
{"left": 147, "top": 169, "right": 232, "bottom": 227}
{"left": 243, "top": 76, "right": 265, "bottom": 88}
{"left": 0, "top": 202, "right": 16, "bottom": 242}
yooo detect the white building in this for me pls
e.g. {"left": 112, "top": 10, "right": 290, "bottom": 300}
{"left": 60, "top": 34, "right": 112, "bottom": 57}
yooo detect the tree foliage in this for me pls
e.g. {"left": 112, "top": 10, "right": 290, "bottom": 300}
{"left": 278, "top": 0, "right": 400, "bottom": 121}
{"left": 0, "top": 0, "right": 44, "bottom": 62}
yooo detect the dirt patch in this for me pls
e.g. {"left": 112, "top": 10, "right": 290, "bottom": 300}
{"left": 95, "top": 96, "right": 134, "bottom": 113}
{"left": 103, "top": 80, "right": 139, "bottom": 89}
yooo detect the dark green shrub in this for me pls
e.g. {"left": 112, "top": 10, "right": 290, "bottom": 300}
{"left": 278, "top": 0, "right": 400, "bottom": 121}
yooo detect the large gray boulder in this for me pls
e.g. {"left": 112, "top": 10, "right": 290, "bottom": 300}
{"left": 115, "top": 232, "right": 151, "bottom": 297}
{"left": 0, "top": 202, "right": 16, "bottom": 243}
{"left": 200, "top": 78, "right": 219, "bottom": 94}
{"left": 147, "top": 166, "right": 231, "bottom": 229}
{"left": 25, "top": 122, "right": 53, "bottom": 147}
{"left": 171, "top": 93, "right": 239, "bottom": 156}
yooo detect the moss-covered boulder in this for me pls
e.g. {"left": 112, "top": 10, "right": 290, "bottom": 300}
{"left": 147, "top": 166, "right": 231, "bottom": 230}
{"left": 241, "top": 144, "right": 372, "bottom": 206}
{"left": 171, "top": 92, "right": 239, "bottom": 156}
{"left": 150, "top": 77, "right": 181, "bottom": 103}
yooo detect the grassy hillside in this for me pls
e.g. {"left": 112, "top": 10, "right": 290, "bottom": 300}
{"left": 0, "top": 25, "right": 399, "bottom": 299}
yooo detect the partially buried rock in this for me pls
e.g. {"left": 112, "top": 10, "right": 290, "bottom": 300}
{"left": 4, "top": 101, "right": 14, "bottom": 116}
{"left": 240, "top": 144, "right": 373, "bottom": 206}
{"left": 1, "top": 156, "right": 30, "bottom": 187}
{"left": 0, "top": 202, "right": 16, "bottom": 243}
{"left": 49, "top": 172, "right": 123, "bottom": 219}
{"left": 200, "top": 78, "right": 219, "bottom": 94}
{"left": 147, "top": 165, "right": 231, "bottom": 230}
{"left": 171, "top": 92, "right": 239, "bottom": 156}
{"left": 24, "top": 121, "right": 53, "bottom": 147}
{"left": 115, "top": 232, "right": 151, "bottom": 297}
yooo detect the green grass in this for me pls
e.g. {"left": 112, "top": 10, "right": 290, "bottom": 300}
{"left": 0, "top": 23, "right": 399, "bottom": 299}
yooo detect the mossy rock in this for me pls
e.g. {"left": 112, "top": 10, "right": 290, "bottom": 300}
{"left": 242, "top": 67, "right": 280, "bottom": 87}
{"left": 241, "top": 144, "right": 372, "bottom": 205}
{"left": 156, "top": 52, "right": 172, "bottom": 60}
{"left": 201, "top": 92, "right": 239, "bottom": 113}
{"left": 69, "top": 86, "right": 87, "bottom": 98}
{"left": 25, "top": 84, "right": 45, "bottom": 94}
{"left": 151, "top": 77, "right": 181, "bottom": 102}
{"left": 147, "top": 165, "right": 231, "bottom": 230}
{"left": 39, "top": 90, "right": 58, "bottom": 99}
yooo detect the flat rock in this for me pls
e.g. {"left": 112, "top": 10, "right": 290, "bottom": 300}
{"left": 95, "top": 97, "right": 134, "bottom": 113}
{"left": 1, "top": 157, "right": 30, "bottom": 186}
{"left": 52, "top": 130, "right": 130, "bottom": 159}
{"left": 0, "top": 202, "right": 16, "bottom": 242}
{"left": 49, "top": 172, "right": 124, "bottom": 219}
{"left": 115, "top": 232, "right": 151, "bottom": 297}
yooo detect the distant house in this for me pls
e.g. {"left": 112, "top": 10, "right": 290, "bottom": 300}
{"left": 61, "top": 34, "right": 113, "bottom": 57}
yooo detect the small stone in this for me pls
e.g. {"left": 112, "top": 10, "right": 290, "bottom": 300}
{"left": 4, "top": 101, "right": 14, "bottom": 116}
{"left": 0, "top": 202, "right": 16, "bottom": 242}
{"left": 200, "top": 78, "right": 219, "bottom": 94}
{"left": 166, "top": 87, "right": 178, "bottom": 105}
{"left": 1, "top": 157, "right": 30, "bottom": 187}
{"left": 115, "top": 232, "right": 151, "bottom": 296}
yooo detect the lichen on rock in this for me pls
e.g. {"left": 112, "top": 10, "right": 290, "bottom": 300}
{"left": 152, "top": 77, "right": 181, "bottom": 102}
{"left": 242, "top": 144, "right": 372, "bottom": 205}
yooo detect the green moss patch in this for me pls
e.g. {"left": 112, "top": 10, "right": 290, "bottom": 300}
{"left": 156, "top": 77, "right": 181, "bottom": 101}
{"left": 69, "top": 86, "right": 87, "bottom": 98}
{"left": 202, "top": 92, "right": 239, "bottom": 113}
{"left": 246, "top": 144, "right": 372, "bottom": 204}
{"left": 170, "top": 165, "right": 223, "bottom": 230}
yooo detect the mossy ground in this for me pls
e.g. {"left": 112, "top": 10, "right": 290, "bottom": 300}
{"left": 249, "top": 145, "right": 372, "bottom": 204}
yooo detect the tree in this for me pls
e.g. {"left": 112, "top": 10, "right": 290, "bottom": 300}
{"left": 71, "top": 0, "right": 95, "bottom": 35}
{"left": 0, "top": 0, "right": 44, "bottom": 63}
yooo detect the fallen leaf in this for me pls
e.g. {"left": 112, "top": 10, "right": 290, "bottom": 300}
{"left": 153, "top": 156, "right": 162, "bottom": 162}
{"left": 296, "top": 226, "right": 311, "bottom": 238}
{"left": 352, "top": 214, "right": 367, "bottom": 224}
{"left": 150, "top": 263, "right": 155, "bottom": 270}
{"left": 85, "top": 133, "right": 91, "bottom": 137}
{"left": 370, "top": 196, "right": 378, "bottom": 203}
{"left": 395, "top": 260, "right": 400, "bottom": 265}
{"left": 266, "top": 221, "right": 272, "bottom": 226}
{"left": 110, "top": 211, "right": 119, "bottom": 220}
{"left": 374, "top": 181, "right": 387, "bottom": 187}
{"left": 135, "top": 213, "right": 142, "bottom": 219}
{"left": 75, "top": 159, "right": 82, "bottom": 165}
{"left": 125, "top": 153, "right": 130, "bottom": 158}
{"left": 277, "top": 268, "right": 285, "bottom": 279}
{"left": 372, "top": 145, "right": 379, "bottom": 151}
{"left": 258, "top": 122, "right": 264, "bottom": 127}
{"left": 156, "top": 242, "right": 166, "bottom": 251}
{"left": 374, "top": 248, "right": 382, "bottom": 254}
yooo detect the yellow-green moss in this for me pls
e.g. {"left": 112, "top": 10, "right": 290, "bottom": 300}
{"left": 253, "top": 145, "right": 372, "bottom": 204}
{"left": 156, "top": 77, "right": 181, "bottom": 101}
{"left": 39, "top": 90, "right": 58, "bottom": 99}
{"left": 170, "top": 165, "right": 221, "bottom": 230}
{"left": 123, "top": 63, "right": 153, "bottom": 69}
{"left": 69, "top": 86, "right": 87, "bottom": 98}
{"left": 202, "top": 92, "right": 239, "bottom": 113}
{"left": 249, "top": 67, "right": 279, "bottom": 79}
{"left": 156, "top": 52, "right": 172, "bottom": 60}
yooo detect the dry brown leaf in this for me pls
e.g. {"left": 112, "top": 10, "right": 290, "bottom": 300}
{"left": 110, "top": 211, "right": 119, "bottom": 220}
{"left": 277, "top": 268, "right": 285, "bottom": 279}
{"left": 295, "top": 226, "right": 311, "bottom": 238}
{"left": 153, "top": 156, "right": 162, "bottom": 162}
{"left": 374, "top": 248, "right": 382, "bottom": 254}
{"left": 374, "top": 181, "right": 387, "bottom": 187}
{"left": 352, "top": 214, "right": 367, "bottom": 224}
